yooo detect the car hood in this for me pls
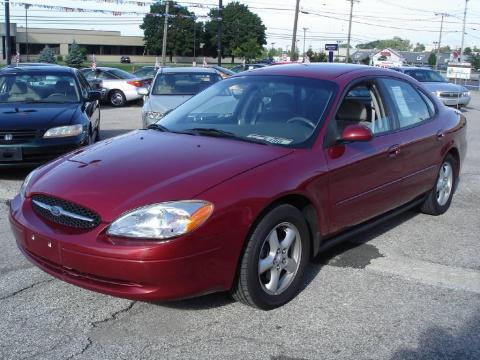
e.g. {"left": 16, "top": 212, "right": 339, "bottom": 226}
{"left": 144, "top": 94, "right": 192, "bottom": 114}
{"left": 29, "top": 130, "right": 293, "bottom": 222}
{"left": 421, "top": 82, "right": 468, "bottom": 93}
{"left": 0, "top": 103, "right": 78, "bottom": 130}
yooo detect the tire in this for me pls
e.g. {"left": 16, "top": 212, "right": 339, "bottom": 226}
{"left": 421, "top": 154, "right": 457, "bottom": 215}
{"left": 232, "top": 204, "right": 310, "bottom": 309}
{"left": 109, "top": 90, "right": 126, "bottom": 107}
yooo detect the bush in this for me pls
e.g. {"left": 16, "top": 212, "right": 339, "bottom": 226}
{"left": 37, "top": 46, "right": 57, "bottom": 64}
{"left": 57, "top": 55, "right": 63, "bottom": 62}
{"left": 65, "top": 41, "right": 86, "bottom": 68}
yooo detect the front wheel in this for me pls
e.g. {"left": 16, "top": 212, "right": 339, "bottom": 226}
{"left": 421, "top": 154, "right": 457, "bottom": 215}
{"left": 232, "top": 204, "right": 310, "bottom": 309}
{"left": 109, "top": 90, "right": 126, "bottom": 107}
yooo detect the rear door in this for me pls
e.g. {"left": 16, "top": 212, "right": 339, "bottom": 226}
{"left": 324, "top": 79, "right": 407, "bottom": 234}
{"left": 378, "top": 77, "right": 441, "bottom": 202}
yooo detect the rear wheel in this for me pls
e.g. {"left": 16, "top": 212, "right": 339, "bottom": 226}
{"left": 109, "top": 90, "right": 126, "bottom": 107}
{"left": 232, "top": 204, "right": 310, "bottom": 309}
{"left": 421, "top": 154, "right": 457, "bottom": 215}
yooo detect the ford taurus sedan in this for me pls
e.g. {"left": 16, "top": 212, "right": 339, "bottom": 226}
{"left": 10, "top": 64, "right": 467, "bottom": 309}
{"left": 0, "top": 65, "right": 101, "bottom": 166}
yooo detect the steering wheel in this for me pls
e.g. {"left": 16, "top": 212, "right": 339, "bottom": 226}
{"left": 286, "top": 116, "right": 316, "bottom": 129}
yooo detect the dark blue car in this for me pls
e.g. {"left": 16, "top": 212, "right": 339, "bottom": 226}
{"left": 0, "top": 65, "right": 101, "bottom": 167}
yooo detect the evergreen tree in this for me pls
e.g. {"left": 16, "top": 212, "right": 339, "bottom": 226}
{"left": 37, "top": 45, "right": 57, "bottom": 64}
{"left": 428, "top": 53, "right": 437, "bottom": 67}
{"left": 65, "top": 41, "right": 86, "bottom": 68}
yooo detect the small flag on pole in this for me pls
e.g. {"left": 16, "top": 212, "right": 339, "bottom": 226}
{"left": 155, "top": 57, "right": 160, "bottom": 70}
{"left": 242, "top": 58, "right": 246, "bottom": 67}
{"left": 305, "top": 56, "right": 310, "bottom": 63}
{"left": 91, "top": 54, "right": 97, "bottom": 71}
{"left": 15, "top": 51, "right": 20, "bottom": 66}
{"left": 203, "top": 57, "right": 207, "bottom": 67}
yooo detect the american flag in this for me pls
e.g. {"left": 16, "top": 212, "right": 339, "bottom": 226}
{"left": 155, "top": 57, "right": 160, "bottom": 69}
{"left": 15, "top": 51, "right": 20, "bottom": 66}
{"left": 203, "top": 57, "right": 207, "bottom": 67}
{"left": 91, "top": 54, "right": 97, "bottom": 71}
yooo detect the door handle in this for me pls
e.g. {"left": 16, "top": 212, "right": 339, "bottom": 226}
{"left": 388, "top": 144, "right": 401, "bottom": 158}
{"left": 436, "top": 130, "right": 445, "bottom": 140}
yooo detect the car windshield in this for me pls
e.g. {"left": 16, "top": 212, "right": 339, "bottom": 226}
{"left": 156, "top": 75, "right": 336, "bottom": 147}
{"left": 134, "top": 67, "right": 156, "bottom": 77}
{"left": 404, "top": 69, "right": 446, "bottom": 82}
{"left": 108, "top": 68, "right": 136, "bottom": 79}
{"left": 151, "top": 72, "right": 220, "bottom": 95}
{"left": 0, "top": 72, "right": 80, "bottom": 103}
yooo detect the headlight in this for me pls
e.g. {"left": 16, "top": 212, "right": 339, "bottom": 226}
{"left": 107, "top": 201, "right": 214, "bottom": 239}
{"left": 43, "top": 124, "right": 84, "bottom": 138}
{"left": 462, "top": 91, "right": 470, "bottom": 97}
{"left": 20, "top": 168, "right": 38, "bottom": 197}
{"left": 433, "top": 91, "right": 442, "bottom": 97}
{"left": 143, "top": 111, "right": 164, "bottom": 123}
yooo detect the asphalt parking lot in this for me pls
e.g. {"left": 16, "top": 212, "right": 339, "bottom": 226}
{"left": 0, "top": 98, "right": 479, "bottom": 360}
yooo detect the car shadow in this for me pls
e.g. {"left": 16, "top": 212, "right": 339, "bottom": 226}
{"left": 152, "top": 210, "right": 420, "bottom": 311}
{"left": 0, "top": 167, "right": 33, "bottom": 180}
{"left": 99, "top": 129, "right": 134, "bottom": 139}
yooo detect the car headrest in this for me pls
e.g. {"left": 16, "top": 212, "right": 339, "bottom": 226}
{"left": 271, "top": 92, "right": 294, "bottom": 112}
{"left": 336, "top": 99, "right": 367, "bottom": 121}
{"left": 11, "top": 81, "right": 28, "bottom": 94}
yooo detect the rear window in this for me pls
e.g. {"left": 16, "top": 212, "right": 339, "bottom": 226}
{"left": 151, "top": 73, "right": 220, "bottom": 95}
{"left": 107, "top": 68, "right": 136, "bottom": 79}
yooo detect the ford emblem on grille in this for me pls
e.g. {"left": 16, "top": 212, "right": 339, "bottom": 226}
{"left": 4, "top": 134, "right": 13, "bottom": 141}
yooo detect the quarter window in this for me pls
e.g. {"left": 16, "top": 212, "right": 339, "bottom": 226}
{"left": 382, "top": 79, "right": 431, "bottom": 128}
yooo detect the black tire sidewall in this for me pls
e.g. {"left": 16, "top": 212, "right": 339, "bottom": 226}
{"left": 244, "top": 205, "right": 310, "bottom": 309}
{"left": 109, "top": 90, "right": 126, "bottom": 107}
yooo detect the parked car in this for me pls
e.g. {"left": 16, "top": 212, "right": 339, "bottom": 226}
{"left": 80, "top": 67, "right": 148, "bottom": 107}
{"left": 230, "top": 63, "right": 268, "bottom": 73}
{"left": 10, "top": 64, "right": 466, "bottom": 309}
{"left": 140, "top": 67, "right": 222, "bottom": 128}
{"left": 0, "top": 65, "right": 101, "bottom": 166}
{"left": 391, "top": 67, "right": 471, "bottom": 107}
{"left": 120, "top": 56, "right": 131, "bottom": 64}
{"left": 132, "top": 66, "right": 159, "bottom": 86}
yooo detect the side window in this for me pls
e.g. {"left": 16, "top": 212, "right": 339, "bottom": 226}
{"left": 331, "top": 81, "right": 392, "bottom": 143}
{"left": 83, "top": 70, "right": 96, "bottom": 80}
{"left": 76, "top": 72, "right": 91, "bottom": 97}
{"left": 382, "top": 78, "right": 431, "bottom": 128}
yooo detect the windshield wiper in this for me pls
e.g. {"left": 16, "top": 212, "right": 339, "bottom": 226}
{"left": 147, "top": 123, "right": 170, "bottom": 132}
{"left": 186, "top": 128, "right": 270, "bottom": 145}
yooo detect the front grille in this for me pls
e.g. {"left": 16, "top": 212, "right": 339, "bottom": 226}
{"left": 0, "top": 129, "right": 37, "bottom": 144}
{"left": 31, "top": 194, "right": 101, "bottom": 229}
{"left": 439, "top": 92, "right": 461, "bottom": 98}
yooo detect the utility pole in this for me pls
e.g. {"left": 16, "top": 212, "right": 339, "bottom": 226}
{"left": 25, "top": 4, "right": 30, "bottom": 62}
{"left": 193, "top": 21, "right": 196, "bottom": 63}
{"left": 217, "top": 0, "right": 222, "bottom": 66}
{"left": 5, "top": 0, "right": 11, "bottom": 65}
{"left": 346, "top": 0, "right": 358, "bottom": 63}
{"left": 161, "top": 0, "right": 169, "bottom": 66}
{"left": 302, "top": 27, "right": 308, "bottom": 62}
{"left": 435, "top": 13, "right": 447, "bottom": 69}
{"left": 291, "top": 0, "right": 300, "bottom": 61}
{"left": 459, "top": 0, "right": 468, "bottom": 62}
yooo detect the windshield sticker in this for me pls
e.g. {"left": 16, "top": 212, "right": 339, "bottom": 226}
{"left": 390, "top": 86, "right": 412, "bottom": 118}
{"left": 247, "top": 134, "right": 294, "bottom": 145}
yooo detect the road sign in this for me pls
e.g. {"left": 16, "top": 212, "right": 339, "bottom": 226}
{"left": 325, "top": 44, "right": 339, "bottom": 51}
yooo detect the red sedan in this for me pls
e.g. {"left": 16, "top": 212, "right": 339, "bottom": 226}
{"left": 9, "top": 64, "right": 467, "bottom": 309}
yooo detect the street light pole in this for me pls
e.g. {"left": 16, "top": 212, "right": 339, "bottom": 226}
{"left": 5, "top": 0, "right": 11, "bottom": 65}
{"left": 435, "top": 13, "right": 447, "bottom": 69}
{"left": 161, "top": 0, "right": 169, "bottom": 66}
{"left": 346, "top": 0, "right": 358, "bottom": 63}
{"left": 302, "top": 27, "right": 308, "bottom": 62}
{"left": 217, "top": 0, "right": 222, "bottom": 66}
{"left": 25, "top": 4, "right": 30, "bottom": 62}
{"left": 459, "top": 0, "right": 469, "bottom": 62}
{"left": 291, "top": 0, "right": 300, "bottom": 61}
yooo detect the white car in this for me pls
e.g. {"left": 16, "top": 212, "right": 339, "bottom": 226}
{"left": 139, "top": 67, "right": 222, "bottom": 128}
{"left": 81, "top": 67, "right": 149, "bottom": 107}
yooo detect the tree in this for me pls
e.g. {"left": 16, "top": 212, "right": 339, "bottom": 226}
{"left": 141, "top": 1, "right": 196, "bottom": 62}
{"left": 356, "top": 37, "right": 411, "bottom": 51}
{"left": 37, "top": 45, "right": 56, "bottom": 64}
{"left": 470, "top": 53, "right": 480, "bottom": 70}
{"left": 65, "top": 41, "right": 86, "bottom": 68}
{"left": 233, "top": 38, "right": 262, "bottom": 62}
{"left": 204, "top": 2, "right": 266, "bottom": 63}
{"left": 414, "top": 43, "right": 426, "bottom": 52}
{"left": 438, "top": 45, "right": 451, "bottom": 53}
{"left": 361, "top": 56, "right": 370, "bottom": 65}
{"left": 464, "top": 47, "right": 472, "bottom": 55}
{"left": 428, "top": 52, "right": 437, "bottom": 66}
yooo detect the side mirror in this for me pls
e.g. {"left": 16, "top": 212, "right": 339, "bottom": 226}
{"left": 87, "top": 90, "right": 102, "bottom": 101}
{"left": 340, "top": 124, "right": 373, "bottom": 143}
{"left": 137, "top": 87, "right": 149, "bottom": 96}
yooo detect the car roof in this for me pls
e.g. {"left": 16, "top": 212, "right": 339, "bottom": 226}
{"left": 234, "top": 63, "right": 379, "bottom": 80}
{"left": 0, "top": 64, "right": 74, "bottom": 74}
{"left": 160, "top": 67, "right": 218, "bottom": 74}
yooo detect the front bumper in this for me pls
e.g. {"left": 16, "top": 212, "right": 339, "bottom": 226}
{"left": 0, "top": 136, "right": 86, "bottom": 167}
{"left": 437, "top": 95, "right": 471, "bottom": 107}
{"left": 9, "top": 195, "right": 227, "bottom": 301}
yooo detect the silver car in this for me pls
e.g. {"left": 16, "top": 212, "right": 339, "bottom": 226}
{"left": 140, "top": 67, "right": 222, "bottom": 128}
{"left": 81, "top": 67, "right": 148, "bottom": 107}
{"left": 394, "top": 67, "right": 471, "bottom": 107}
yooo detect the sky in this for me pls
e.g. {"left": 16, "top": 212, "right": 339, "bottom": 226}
{"left": 1, "top": 0, "right": 479, "bottom": 51}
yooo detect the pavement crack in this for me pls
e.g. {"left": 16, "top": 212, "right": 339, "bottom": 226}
{"left": 0, "top": 278, "right": 54, "bottom": 301}
{"left": 66, "top": 337, "right": 93, "bottom": 360}
{"left": 91, "top": 301, "right": 136, "bottom": 328}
